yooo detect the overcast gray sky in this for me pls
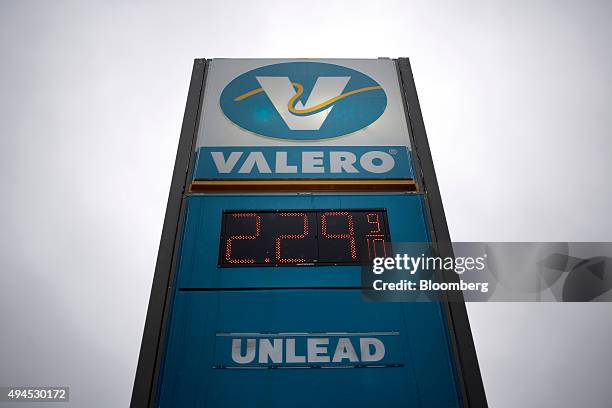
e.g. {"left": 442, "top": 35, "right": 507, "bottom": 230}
{"left": 1, "top": 0, "right": 611, "bottom": 407}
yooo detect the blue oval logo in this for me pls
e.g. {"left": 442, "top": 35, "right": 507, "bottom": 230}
{"left": 220, "top": 62, "right": 387, "bottom": 141}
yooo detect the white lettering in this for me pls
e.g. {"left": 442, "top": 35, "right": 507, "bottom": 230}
{"left": 210, "top": 150, "right": 398, "bottom": 175}
{"left": 211, "top": 151, "right": 242, "bottom": 173}
{"left": 332, "top": 338, "right": 359, "bottom": 362}
{"left": 275, "top": 151, "right": 298, "bottom": 173}
{"left": 238, "top": 152, "right": 272, "bottom": 174}
{"left": 230, "top": 336, "right": 388, "bottom": 365}
{"left": 231, "top": 338, "right": 256, "bottom": 364}
{"left": 258, "top": 338, "right": 283, "bottom": 363}
{"left": 360, "top": 151, "right": 395, "bottom": 174}
{"left": 360, "top": 338, "right": 385, "bottom": 362}
{"left": 330, "top": 151, "right": 358, "bottom": 173}
{"left": 302, "top": 151, "right": 325, "bottom": 173}
{"left": 285, "top": 338, "right": 306, "bottom": 363}
{"left": 307, "top": 338, "right": 330, "bottom": 362}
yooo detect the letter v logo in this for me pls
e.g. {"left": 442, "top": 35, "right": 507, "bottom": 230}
{"left": 220, "top": 62, "right": 387, "bottom": 140}
{"left": 256, "top": 76, "right": 350, "bottom": 130}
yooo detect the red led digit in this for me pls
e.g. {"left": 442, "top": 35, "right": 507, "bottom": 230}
{"left": 366, "top": 213, "right": 381, "bottom": 235}
{"left": 225, "top": 213, "right": 261, "bottom": 264}
{"left": 367, "top": 237, "right": 388, "bottom": 258}
{"left": 321, "top": 211, "right": 357, "bottom": 260}
{"left": 276, "top": 212, "right": 308, "bottom": 263}
{"left": 365, "top": 212, "right": 386, "bottom": 259}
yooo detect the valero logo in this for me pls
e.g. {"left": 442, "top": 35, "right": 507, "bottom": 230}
{"left": 220, "top": 62, "right": 387, "bottom": 141}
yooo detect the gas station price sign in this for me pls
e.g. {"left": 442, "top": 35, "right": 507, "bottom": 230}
{"left": 219, "top": 209, "right": 390, "bottom": 267}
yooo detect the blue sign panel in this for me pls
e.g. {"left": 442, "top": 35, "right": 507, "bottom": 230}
{"left": 175, "top": 194, "right": 430, "bottom": 289}
{"left": 156, "top": 193, "right": 462, "bottom": 406}
{"left": 157, "top": 291, "right": 462, "bottom": 408}
{"left": 219, "top": 62, "right": 387, "bottom": 140}
{"left": 193, "top": 146, "right": 414, "bottom": 180}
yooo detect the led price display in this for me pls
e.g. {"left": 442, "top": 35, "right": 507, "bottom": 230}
{"left": 219, "top": 210, "right": 390, "bottom": 267}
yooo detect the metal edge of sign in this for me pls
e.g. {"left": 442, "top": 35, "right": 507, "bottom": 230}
{"left": 130, "top": 59, "right": 209, "bottom": 408}
{"left": 396, "top": 58, "right": 488, "bottom": 408}
{"left": 189, "top": 179, "right": 417, "bottom": 193}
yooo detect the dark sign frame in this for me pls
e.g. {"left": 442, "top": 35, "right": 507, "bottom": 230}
{"left": 131, "top": 58, "right": 488, "bottom": 407}
{"left": 396, "top": 58, "right": 488, "bottom": 407}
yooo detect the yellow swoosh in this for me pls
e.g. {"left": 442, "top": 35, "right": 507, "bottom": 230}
{"left": 233, "top": 82, "right": 382, "bottom": 115}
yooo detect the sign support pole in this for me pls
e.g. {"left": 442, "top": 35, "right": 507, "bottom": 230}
{"left": 131, "top": 59, "right": 208, "bottom": 408}
{"left": 397, "top": 57, "right": 488, "bottom": 407}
